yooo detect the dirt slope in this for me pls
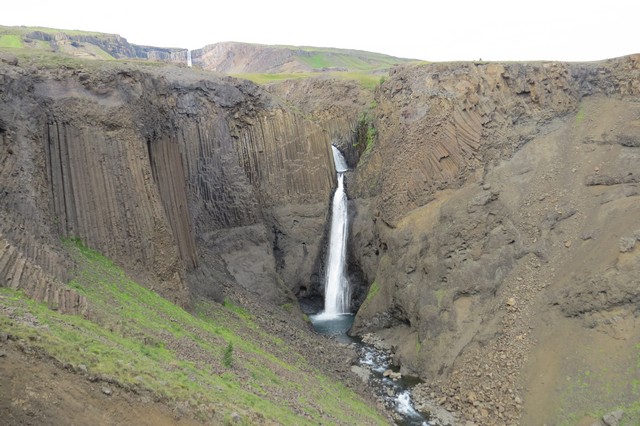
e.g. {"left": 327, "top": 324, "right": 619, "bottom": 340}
{"left": 0, "top": 343, "right": 201, "bottom": 426}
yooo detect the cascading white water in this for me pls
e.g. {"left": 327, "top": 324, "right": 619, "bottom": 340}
{"left": 322, "top": 146, "right": 350, "bottom": 316}
{"left": 187, "top": 50, "right": 192, "bottom": 67}
{"left": 332, "top": 145, "right": 348, "bottom": 173}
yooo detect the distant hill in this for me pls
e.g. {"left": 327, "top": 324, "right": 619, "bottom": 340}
{"left": 0, "top": 25, "right": 187, "bottom": 64}
{"left": 191, "top": 41, "right": 415, "bottom": 74}
{"left": 0, "top": 25, "right": 419, "bottom": 88}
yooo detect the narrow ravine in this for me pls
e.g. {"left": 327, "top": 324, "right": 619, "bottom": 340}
{"left": 310, "top": 146, "right": 429, "bottom": 425}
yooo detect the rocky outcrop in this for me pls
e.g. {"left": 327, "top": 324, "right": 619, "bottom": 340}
{"left": 347, "top": 55, "right": 640, "bottom": 423}
{"left": 0, "top": 58, "right": 335, "bottom": 310}
{"left": 18, "top": 28, "right": 187, "bottom": 64}
{"left": 192, "top": 42, "right": 299, "bottom": 73}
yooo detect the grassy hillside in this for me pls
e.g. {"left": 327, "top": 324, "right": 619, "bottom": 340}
{"left": 0, "top": 25, "right": 117, "bottom": 59}
{"left": 235, "top": 71, "right": 384, "bottom": 90}
{"left": 280, "top": 45, "right": 414, "bottom": 71}
{"left": 194, "top": 41, "right": 420, "bottom": 90}
{"left": 0, "top": 239, "right": 386, "bottom": 425}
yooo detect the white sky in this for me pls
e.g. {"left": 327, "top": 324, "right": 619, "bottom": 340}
{"left": 2, "top": 0, "right": 638, "bottom": 62}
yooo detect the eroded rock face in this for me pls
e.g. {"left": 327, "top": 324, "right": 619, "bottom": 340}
{"left": 22, "top": 29, "right": 188, "bottom": 64}
{"left": 348, "top": 55, "right": 640, "bottom": 423}
{"left": 0, "top": 60, "right": 335, "bottom": 309}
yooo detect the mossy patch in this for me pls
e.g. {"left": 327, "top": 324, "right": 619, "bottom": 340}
{"left": 575, "top": 104, "right": 586, "bottom": 125}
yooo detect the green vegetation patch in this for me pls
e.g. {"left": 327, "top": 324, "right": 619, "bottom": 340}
{"left": 360, "top": 281, "right": 380, "bottom": 310}
{"left": 233, "top": 72, "right": 314, "bottom": 85}
{"left": 0, "top": 238, "right": 386, "bottom": 425}
{"left": 234, "top": 70, "right": 382, "bottom": 91}
{"left": 575, "top": 104, "right": 586, "bottom": 125}
{"left": 298, "top": 53, "right": 332, "bottom": 69}
{"left": 0, "top": 34, "right": 23, "bottom": 48}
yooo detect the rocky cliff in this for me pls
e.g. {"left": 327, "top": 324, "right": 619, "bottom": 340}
{"left": 344, "top": 55, "right": 640, "bottom": 423}
{"left": 1, "top": 26, "right": 188, "bottom": 64}
{"left": 0, "top": 52, "right": 335, "bottom": 313}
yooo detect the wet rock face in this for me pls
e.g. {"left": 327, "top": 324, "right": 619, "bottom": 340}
{"left": 0, "top": 61, "right": 335, "bottom": 308}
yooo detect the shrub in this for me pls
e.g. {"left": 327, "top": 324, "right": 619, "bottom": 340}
{"left": 223, "top": 342, "right": 234, "bottom": 368}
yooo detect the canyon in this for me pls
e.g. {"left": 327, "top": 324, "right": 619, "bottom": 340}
{"left": 1, "top": 30, "right": 640, "bottom": 425}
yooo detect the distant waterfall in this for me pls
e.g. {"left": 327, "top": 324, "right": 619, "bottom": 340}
{"left": 323, "top": 146, "right": 350, "bottom": 315}
{"left": 187, "top": 50, "right": 192, "bottom": 67}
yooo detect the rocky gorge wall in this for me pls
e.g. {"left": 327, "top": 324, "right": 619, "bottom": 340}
{"left": 343, "top": 55, "right": 640, "bottom": 423}
{"left": 0, "top": 55, "right": 336, "bottom": 313}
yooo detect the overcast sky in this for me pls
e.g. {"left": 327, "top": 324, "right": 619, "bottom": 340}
{"left": 2, "top": 0, "right": 638, "bottom": 62}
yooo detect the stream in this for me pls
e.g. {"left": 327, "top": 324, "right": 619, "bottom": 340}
{"left": 309, "top": 314, "right": 431, "bottom": 426}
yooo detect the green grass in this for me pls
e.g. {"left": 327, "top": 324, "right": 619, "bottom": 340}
{"left": 333, "top": 71, "right": 381, "bottom": 90}
{"left": 234, "top": 72, "right": 314, "bottom": 85}
{"left": 575, "top": 104, "right": 586, "bottom": 125}
{"left": 298, "top": 54, "right": 332, "bottom": 69}
{"left": 0, "top": 34, "right": 23, "bottom": 48}
{"left": 233, "top": 70, "right": 382, "bottom": 90}
{"left": 360, "top": 281, "right": 380, "bottom": 310}
{"left": 0, "top": 238, "right": 386, "bottom": 425}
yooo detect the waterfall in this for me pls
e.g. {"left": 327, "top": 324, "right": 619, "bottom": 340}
{"left": 323, "top": 146, "right": 350, "bottom": 316}
{"left": 187, "top": 50, "right": 192, "bottom": 67}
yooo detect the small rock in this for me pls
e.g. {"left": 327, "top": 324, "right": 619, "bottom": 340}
{"left": 514, "top": 396, "right": 522, "bottom": 404}
{"left": 506, "top": 297, "right": 516, "bottom": 307}
{"left": 564, "top": 240, "right": 572, "bottom": 248}
{"left": 482, "top": 183, "right": 491, "bottom": 190}
{"left": 467, "top": 391, "right": 477, "bottom": 403}
{"left": 383, "top": 369, "right": 392, "bottom": 377}
{"left": 101, "top": 386, "right": 112, "bottom": 396}
{"left": 77, "top": 364, "right": 88, "bottom": 374}
{"left": 0, "top": 351, "right": 6, "bottom": 358}
{"left": 350, "top": 365, "right": 370, "bottom": 383}
{"left": 0, "top": 53, "right": 18, "bottom": 66}
{"left": 230, "top": 412, "right": 242, "bottom": 423}
{"left": 619, "top": 237, "right": 636, "bottom": 253}
{"left": 386, "top": 388, "right": 395, "bottom": 397}
{"left": 602, "top": 409, "right": 624, "bottom": 426}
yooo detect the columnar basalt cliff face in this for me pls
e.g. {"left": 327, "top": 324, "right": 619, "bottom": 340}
{"left": 266, "top": 77, "right": 374, "bottom": 167}
{"left": 347, "top": 55, "right": 640, "bottom": 423}
{"left": 265, "top": 77, "right": 374, "bottom": 302}
{"left": 0, "top": 57, "right": 335, "bottom": 310}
